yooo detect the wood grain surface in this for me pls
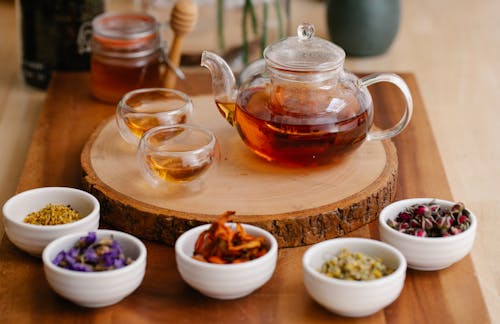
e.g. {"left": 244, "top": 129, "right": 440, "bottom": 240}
{"left": 0, "top": 71, "right": 490, "bottom": 323}
{"left": 81, "top": 94, "right": 398, "bottom": 247}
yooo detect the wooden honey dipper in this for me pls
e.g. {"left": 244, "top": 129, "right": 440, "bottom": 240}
{"left": 164, "top": 0, "right": 198, "bottom": 88}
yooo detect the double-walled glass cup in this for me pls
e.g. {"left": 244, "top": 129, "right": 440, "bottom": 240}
{"left": 116, "top": 88, "right": 193, "bottom": 145}
{"left": 137, "top": 125, "right": 219, "bottom": 191}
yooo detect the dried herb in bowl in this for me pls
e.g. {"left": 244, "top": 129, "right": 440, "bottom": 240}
{"left": 387, "top": 201, "right": 471, "bottom": 237}
{"left": 24, "top": 203, "right": 82, "bottom": 225}
{"left": 52, "top": 232, "right": 134, "bottom": 272}
{"left": 319, "top": 248, "right": 394, "bottom": 281}
{"left": 193, "top": 211, "right": 269, "bottom": 264}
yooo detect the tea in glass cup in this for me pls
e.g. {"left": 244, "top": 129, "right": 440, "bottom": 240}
{"left": 137, "top": 125, "right": 219, "bottom": 191}
{"left": 116, "top": 88, "right": 193, "bottom": 145}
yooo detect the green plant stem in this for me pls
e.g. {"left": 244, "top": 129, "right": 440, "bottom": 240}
{"left": 261, "top": 1, "right": 268, "bottom": 55}
{"left": 218, "top": 0, "right": 286, "bottom": 65}
{"left": 247, "top": 0, "right": 258, "bottom": 35}
{"left": 242, "top": 0, "right": 250, "bottom": 64}
{"left": 217, "top": 0, "right": 225, "bottom": 51}
{"left": 273, "top": 0, "right": 284, "bottom": 38}
{"left": 243, "top": 0, "right": 259, "bottom": 64}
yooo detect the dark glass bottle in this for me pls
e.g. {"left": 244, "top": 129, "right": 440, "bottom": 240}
{"left": 19, "top": 0, "right": 104, "bottom": 89}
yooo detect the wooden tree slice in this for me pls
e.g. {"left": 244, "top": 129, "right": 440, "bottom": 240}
{"left": 81, "top": 95, "right": 398, "bottom": 247}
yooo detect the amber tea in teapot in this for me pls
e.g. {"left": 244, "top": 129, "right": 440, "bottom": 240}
{"left": 217, "top": 84, "right": 370, "bottom": 166}
{"left": 203, "top": 23, "right": 413, "bottom": 167}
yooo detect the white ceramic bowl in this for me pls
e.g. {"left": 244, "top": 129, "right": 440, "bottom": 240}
{"left": 175, "top": 223, "right": 278, "bottom": 300}
{"left": 42, "top": 229, "right": 147, "bottom": 308}
{"left": 302, "top": 237, "right": 406, "bottom": 317}
{"left": 379, "top": 198, "right": 477, "bottom": 271}
{"left": 2, "top": 187, "right": 100, "bottom": 256}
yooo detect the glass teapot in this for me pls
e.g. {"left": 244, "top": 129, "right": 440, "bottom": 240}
{"left": 201, "top": 23, "right": 413, "bottom": 166}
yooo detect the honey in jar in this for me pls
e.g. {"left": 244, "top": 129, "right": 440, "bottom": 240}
{"left": 81, "top": 12, "right": 165, "bottom": 103}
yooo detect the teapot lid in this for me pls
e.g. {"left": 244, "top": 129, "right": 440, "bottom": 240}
{"left": 264, "top": 23, "right": 345, "bottom": 72}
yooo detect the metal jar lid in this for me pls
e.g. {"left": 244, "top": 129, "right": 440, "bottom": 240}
{"left": 79, "top": 12, "right": 161, "bottom": 58}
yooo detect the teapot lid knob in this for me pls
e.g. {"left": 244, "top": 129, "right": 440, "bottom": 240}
{"left": 297, "top": 23, "right": 315, "bottom": 41}
{"left": 264, "top": 22, "right": 345, "bottom": 72}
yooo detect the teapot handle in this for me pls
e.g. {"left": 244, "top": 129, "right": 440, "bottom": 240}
{"left": 359, "top": 73, "right": 413, "bottom": 141}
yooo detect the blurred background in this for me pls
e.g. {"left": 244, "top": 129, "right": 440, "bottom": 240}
{"left": 1, "top": 0, "right": 499, "bottom": 321}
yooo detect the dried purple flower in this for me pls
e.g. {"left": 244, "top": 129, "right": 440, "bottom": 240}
{"left": 387, "top": 201, "right": 471, "bottom": 238}
{"left": 52, "top": 251, "right": 66, "bottom": 266}
{"left": 113, "top": 258, "right": 125, "bottom": 269}
{"left": 102, "top": 253, "right": 116, "bottom": 268}
{"left": 83, "top": 248, "right": 98, "bottom": 264}
{"left": 67, "top": 247, "right": 79, "bottom": 259}
{"left": 65, "top": 254, "right": 77, "bottom": 269}
{"left": 75, "top": 231, "right": 96, "bottom": 249}
{"left": 72, "top": 262, "right": 92, "bottom": 272}
{"left": 52, "top": 232, "right": 135, "bottom": 272}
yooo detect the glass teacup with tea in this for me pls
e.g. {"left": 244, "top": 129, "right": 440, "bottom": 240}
{"left": 137, "top": 124, "right": 219, "bottom": 191}
{"left": 116, "top": 88, "right": 193, "bottom": 145}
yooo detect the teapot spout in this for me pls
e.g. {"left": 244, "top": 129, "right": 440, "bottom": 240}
{"left": 201, "top": 51, "right": 238, "bottom": 125}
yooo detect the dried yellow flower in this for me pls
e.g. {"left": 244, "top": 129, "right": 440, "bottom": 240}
{"left": 319, "top": 248, "right": 394, "bottom": 281}
{"left": 23, "top": 204, "right": 82, "bottom": 225}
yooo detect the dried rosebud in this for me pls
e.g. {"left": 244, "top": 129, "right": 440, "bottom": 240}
{"left": 422, "top": 217, "right": 434, "bottom": 230}
{"left": 459, "top": 223, "right": 469, "bottom": 231}
{"left": 449, "top": 226, "right": 462, "bottom": 235}
{"left": 398, "top": 212, "right": 413, "bottom": 222}
{"left": 388, "top": 201, "right": 471, "bottom": 238}
{"left": 387, "top": 218, "right": 399, "bottom": 229}
{"left": 451, "top": 202, "right": 465, "bottom": 216}
{"left": 457, "top": 214, "right": 469, "bottom": 225}
{"left": 443, "top": 216, "right": 453, "bottom": 229}
{"left": 415, "top": 229, "right": 427, "bottom": 237}
{"left": 415, "top": 205, "right": 431, "bottom": 217}
{"left": 406, "top": 229, "right": 416, "bottom": 236}
{"left": 410, "top": 219, "right": 420, "bottom": 229}
{"left": 435, "top": 216, "right": 446, "bottom": 229}
{"left": 399, "top": 222, "right": 410, "bottom": 230}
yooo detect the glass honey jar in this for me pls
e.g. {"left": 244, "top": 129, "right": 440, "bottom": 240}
{"left": 79, "top": 12, "right": 166, "bottom": 103}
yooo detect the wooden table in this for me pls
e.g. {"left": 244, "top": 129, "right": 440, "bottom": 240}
{"left": 0, "top": 71, "right": 490, "bottom": 323}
